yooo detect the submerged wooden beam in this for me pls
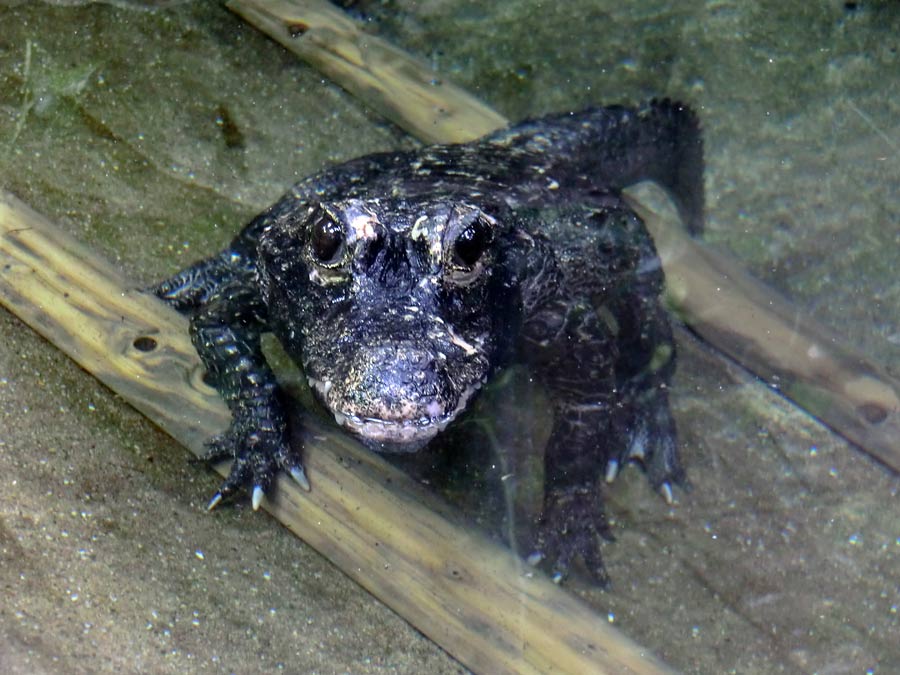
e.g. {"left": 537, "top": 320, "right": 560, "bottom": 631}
{"left": 228, "top": 0, "right": 900, "bottom": 472}
{"left": 627, "top": 184, "right": 900, "bottom": 472}
{"left": 227, "top": 0, "right": 506, "bottom": 144}
{"left": 0, "top": 192, "right": 674, "bottom": 675}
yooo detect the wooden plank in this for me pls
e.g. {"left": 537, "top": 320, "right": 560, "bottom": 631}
{"left": 0, "top": 191, "right": 676, "bottom": 674}
{"left": 628, "top": 184, "right": 900, "bottom": 471}
{"left": 226, "top": 0, "right": 506, "bottom": 144}
{"left": 227, "top": 0, "right": 900, "bottom": 472}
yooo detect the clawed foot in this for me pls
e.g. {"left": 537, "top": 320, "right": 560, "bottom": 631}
{"left": 605, "top": 397, "right": 686, "bottom": 504}
{"left": 527, "top": 484, "right": 615, "bottom": 586}
{"left": 527, "top": 402, "right": 685, "bottom": 585}
{"left": 199, "top": 420, "right": 310, "bottom": 512}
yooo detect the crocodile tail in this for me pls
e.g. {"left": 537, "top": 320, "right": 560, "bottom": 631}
{"left": 635, "top": 99, "right": 705, "bottom": 236}
{"left": 488, "top": 100, "right": 706, "bottom": 235}
{"left": 572, "top": 99, "right": 705, "bottom": 235}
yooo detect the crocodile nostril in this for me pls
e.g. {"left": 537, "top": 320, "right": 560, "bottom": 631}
{"left": 360, "top": 231, "right": 386, "bottom": 271}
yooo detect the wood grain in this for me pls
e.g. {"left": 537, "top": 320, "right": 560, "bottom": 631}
{"left": 227, "top": 0, "right": 507, "bottom": 144}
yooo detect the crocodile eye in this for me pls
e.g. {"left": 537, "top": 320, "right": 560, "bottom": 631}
{"left": 309, "top": 213, "right": 346, "bottom": 266}
{"left": 451, "top": 217, "right": 493, "bottom": 269}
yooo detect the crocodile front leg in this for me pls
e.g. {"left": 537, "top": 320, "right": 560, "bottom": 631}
{"left": 189, "top": 283, "right": 309, "bottom": 509}
{"left": 520, "top": 269, "right": 683, "bottom": 583}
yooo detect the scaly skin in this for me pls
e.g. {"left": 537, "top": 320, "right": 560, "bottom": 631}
{"left": 153, "top": 99, "right": 703, "bottom": 582}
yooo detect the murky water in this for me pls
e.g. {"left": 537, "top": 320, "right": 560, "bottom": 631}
{"left": 0, "top": 2, "right": 897, "bottom": 673}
